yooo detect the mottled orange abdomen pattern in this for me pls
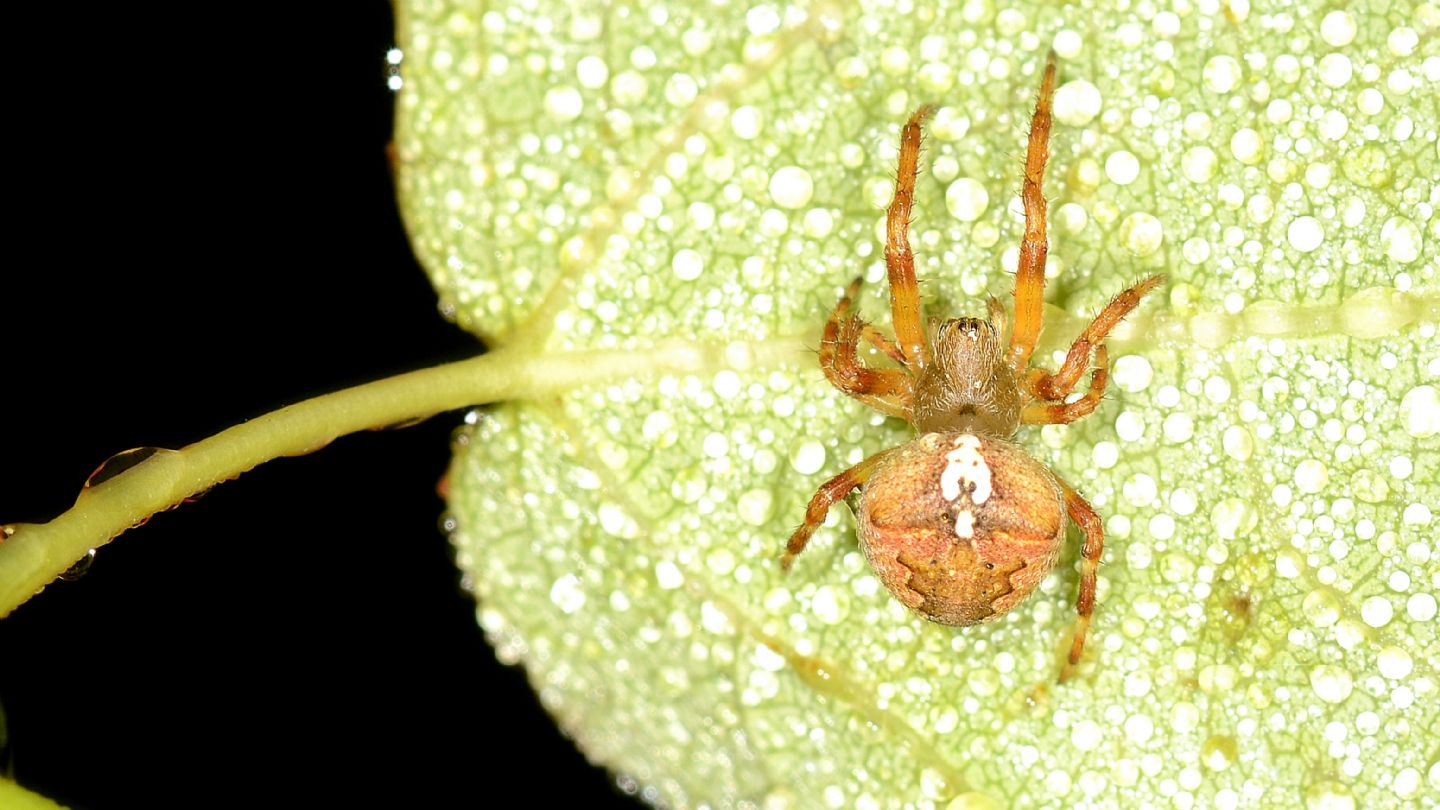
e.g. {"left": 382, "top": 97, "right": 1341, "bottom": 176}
{"left": 858, "top": 433, "right": 1065, "bottom": 625}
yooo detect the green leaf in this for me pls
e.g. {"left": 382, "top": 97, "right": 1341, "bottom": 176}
{"left": 395, "top": 1, "right": 1438, "bottom": 806}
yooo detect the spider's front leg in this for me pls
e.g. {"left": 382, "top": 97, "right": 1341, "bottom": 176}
{"left": 1023, "top": 346, "right": 1109, "bottom": 425}
{"left": 1028, "top": 275, "right": 1166, "bottom": 403}
{"left": 1007, "top": 52, "right": 1058, "bottom": 372}
{"left": 819, "top": 277, "right": 915, "bottom": 420}
{"left": 885, "top": 105, "right": 935, "bottom": 371}
{"left": 781, "top": 448, "right": 897, "bottom": 571}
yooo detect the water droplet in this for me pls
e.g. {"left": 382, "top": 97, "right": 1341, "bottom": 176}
{"left": 702, "top": 431, "right": 729, "bottom": 458}
{"left": 437, "top": 512, "right": 458, "bottom": 534}
{"left": 1120, "top": 212, "right": 1164, "bottom": 256}
{"left": 1396, "top": 386, "right": 1438, "bottom": 439}
{"left": 789, "top": 439, "right": 826, "bottom": 475}
{"left": 58, "top": 548, "right": 97, "bottom": 582}
{"left": 1320, "top": 10, "right": 1357, "bottom": 46}
{"left": 810, "top": 584, "right": 848, "bottom": 624}
{"left": 945, "top": 177, "right": 989, "bottom": 222}
{"left": 575, "top": 55, "right": 608, "bottom": 89}
{"left": 768, "top": 166, "right": 814, "bottom": 209}
{"left": 1105, "top": 150, "right": 1140, "bottom": 185}
{"left": 1349, "top": 468, "right": 1390, "bottom": 503}
{"left": 731, "top": 105, "right": 762, "bottom": 139}
{"left": 671, "top": 466, "right": 707, "bottom": 503}
{"left": 671, "top": 247, "right": 704, "bottom": 281}
{"left": 1286, "top": 216, "right": 1325, "bottom": 253}
{"left": 1161, "top": 551, "right": 1195, "bottom": 584}
{"left": 1124, "top": 713, "right": 1154, "bottom": 744}
{"left": 1229, "top": 127, "right": 1264, "bottom": 164}
{"left": 1070, "top": 719, "right": 1103, "bottom": 750}
{"left": 705, "top": 547, "right": 736, "bottom": 577}
{"left": 549, "top": 573, "right": 586, "bottom": 614}
{"left": 737, "top": 489, "right": 774, "bottom": 526}
{"left": 1407, "top": 592, "right": 1437, "bottom": 622}
{"left": 1361, "top": 596, "right": 1394, "bottom": 627}
{"left": 84, "top": 447, "right": 163, "bottom": 489}
{"left": 1212, "top": 498, "right": 1258, "bottom": 540}
{"left": 1403, "top": 502, "right": 1433, "bottom": 526}
{"left": 1341, "top": 144, "right": 1392, "bottom": 187}
{"left": 1092, "top": 441, "right": 1118, "bottom": 469}
{"left": 1387, "top": 26, "right": 1420, "bottom": 56}
{"left": 1377, "top": 646, "right": 1413, "bottom": 680}
{"left": 1109, "top": 355, "right": 1152, "bottom": 394}
{"left": 543, "top": 86, "right": 583, "bottom": 122}
{"left": 1380, "top": 217, "right": 1421, "bottom": 263}
{"left": 1293, "top": 459, "right": 1329, "bottom": 494}
{"left": 1053, "top": 79, "right": 1102, "bottom": 127}
{"left": 1180, "top": 146, "right": 1217, "bottom": 184}
{"left": 615, "top": 773, "right": 640, "bottom": 796}
{"left": 1122, "top": 473, "right": 1157, "bottom": 507}
{"left": 642, "top": 410, "right": 678, "bottom": 447}
{"left": 1309, "top": 664, "right": 1354, "bottom": 704}
{"left": 1318, "top": 53, "right": 1353, "bottom": 87}
{"left": 598, "top": 502, "right": 636, "bottom": 537}
{"left": 1162, "top": 412, "right": 1194, "bottom": 443}
{"left": 654, "top": 560, "right": 684, "bottom": 590}
{"left": 803, "top": 208, "right": 833, "bottom": 238}
{"left": 712, "top": 370, "right": 742, "bottom": 399}
{"left": 1203, "top": 55, "right": 1242, "bottom": 93}
{"left": 663, "top": 73, "right": 697, "bottom": 106}
{"left": 1202, "top": 376, "right": 1232, "bottom": 404}
{"left": 745, "top": 4, "right": 781, "bottom": 34}
{"left": 1392, "top": 766, "right": 1423, "bottom": 800}
{"left": 918, "top": 62, "right": 954, "bottom": 94}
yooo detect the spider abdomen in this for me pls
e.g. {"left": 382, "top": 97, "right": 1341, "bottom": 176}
{"left": 857, "top": 432, "right": 1065, "bottom": 626}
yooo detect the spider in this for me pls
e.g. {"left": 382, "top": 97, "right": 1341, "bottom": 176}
{"left": 780, "top": 52, "right": 1164, "bottom": 682}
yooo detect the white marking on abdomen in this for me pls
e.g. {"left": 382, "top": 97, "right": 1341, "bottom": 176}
{"left": 954, "top": 509, "right": 976, "bottom": 538}
{"left": 939, "top": 434, "right": 992, "bottom": 504}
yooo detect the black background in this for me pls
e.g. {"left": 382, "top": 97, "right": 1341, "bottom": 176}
{"left": 1, "top": 4, "right": 642, "bottom": 807}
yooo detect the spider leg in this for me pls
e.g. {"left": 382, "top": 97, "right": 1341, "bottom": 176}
{"left": 1008, "top": 51, "right": 1057, "bottom": 372}
{"left": 885, "top": 105, "right": 935, "bottom": 371}
{"left": 1057, "top": 479, "right": 1103, "bottom": 683}
{"left": 820, "top": 277, "right": 914, "bottom": 420}
{"left": 861, "top": 324, "right": 907, "bottom": 366}
{"left": 1022, "top": 346, "right": 1109, "bottom": 425}
{"left": 781, "top": 448, "right": 897, "bottom": 571}
{"left": 987, "top": 295, "right": 1008, "bottom": 341}
{"left": 1029, "top": 275, "right": 1165, "bottom": 401}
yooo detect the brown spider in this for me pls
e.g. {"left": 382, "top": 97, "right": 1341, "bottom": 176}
{"left": 780, "top": 52, "right": 1164, "bottom": 682}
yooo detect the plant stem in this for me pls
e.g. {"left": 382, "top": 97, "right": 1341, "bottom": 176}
{"left": 0, "top": 338, "right": 800, "bottom": 618}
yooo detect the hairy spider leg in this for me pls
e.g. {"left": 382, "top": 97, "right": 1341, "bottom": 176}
{"left": 1057, "top": 480, "right": 1104, "bottom": 683}
{"left": 1008, "top": 52, "right": 1058, "bottom": 372}
{"left": 860, "top": 323, "right": 907, "bottom": 365}
{"left": 1022, "top": 346, "right": 1109, "bottom": 425}
{"left": 1029, "top": 275, "right": 1166, "bottom": 401}
{"left": 885, "top": 105, "right": 936, "bottom": 371}
{"left": 986, "top": 295, "right": 1008, "bottom": 340}
{"left": 781, "top": 448, "right": 898, "bottom": 572}
{"left": 819, "top": 277, "right": 914, "bottom": 419}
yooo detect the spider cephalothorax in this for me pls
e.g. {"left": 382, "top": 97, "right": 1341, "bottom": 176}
{"left": 913, "top": 317, "right": 1020, "bottom": 435}
{"left": 781, "top": 52, "right": 1164, "bottom": 682}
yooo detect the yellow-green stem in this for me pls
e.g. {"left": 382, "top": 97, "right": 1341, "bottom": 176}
{"left": 0, "top": 338, "right": 773, "bottom": 618}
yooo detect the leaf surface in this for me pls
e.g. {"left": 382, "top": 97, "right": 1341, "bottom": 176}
{"left": 395, "top": 2, "right": 1439, "bottom": 806}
